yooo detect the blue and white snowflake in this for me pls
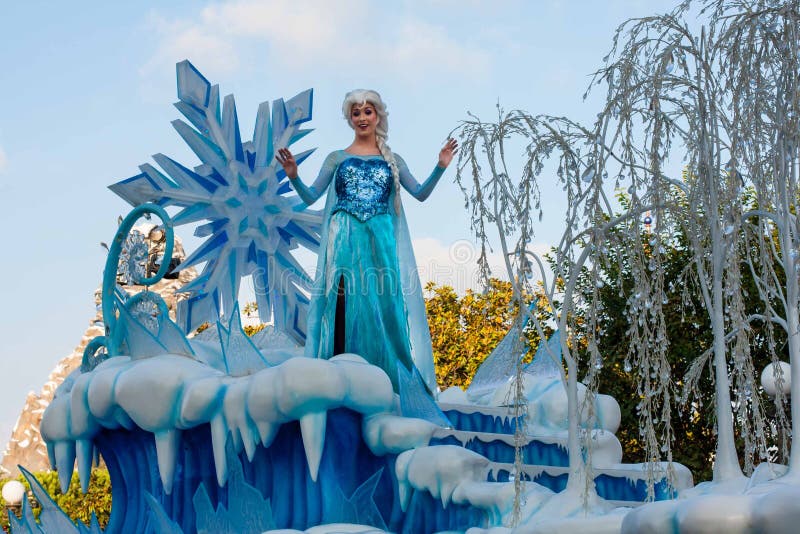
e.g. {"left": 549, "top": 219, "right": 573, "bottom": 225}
{"left": 110, "top": 60, "right": 322, "bottom": 343}
{"left": 118, "top": 229, "right": 148, "bottom": 285}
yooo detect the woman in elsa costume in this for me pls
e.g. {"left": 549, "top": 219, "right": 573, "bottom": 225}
{"left": 277, "top": 89, "right": 457, "bottom": 393}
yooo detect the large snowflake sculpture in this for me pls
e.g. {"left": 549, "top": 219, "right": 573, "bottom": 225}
{"left": 110, "top": 60, "right": 322, "bottom": 343}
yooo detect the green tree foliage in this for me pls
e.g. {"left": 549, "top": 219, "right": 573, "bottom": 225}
{"left": 0, "top": 469, "right": 112, "bottom": 532}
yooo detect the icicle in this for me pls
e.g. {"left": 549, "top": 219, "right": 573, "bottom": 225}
{"left": 299, "top": 411, "right": 327, "bottom": 481}
{"left": 256, "top": 420, "right": 278, "bottom": 448}
{"left": 240, "top": 421, "right": 259, "bottom": 462}
{"left": 210, "top": 414, "right": 230, "bottom": 486}
{"left": 54, "top": 440, "right": 76, "bottom": 494}
{"left": 46, "top": 441, "right": 57, "bottom": 471}
{"left": 154, "top": 429, "right": 181, "bottom": 494}
{"left": 76, "top": 439, "right": 93, "bottom": 494}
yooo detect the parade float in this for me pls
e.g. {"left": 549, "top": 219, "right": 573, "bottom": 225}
{"left": 4, "top": 61, "right": 687, "bottom": 534}
{"left": 9, "top": 2, "right": 800, "bottom": 532}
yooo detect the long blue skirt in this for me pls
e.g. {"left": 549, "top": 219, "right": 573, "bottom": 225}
{"left": 312, "top": 210, "right": 413, "bottom": 391}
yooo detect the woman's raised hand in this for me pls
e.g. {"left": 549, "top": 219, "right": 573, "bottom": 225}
{"left": 438, "top": 138, "right": 459, "bottom": 168}
{"left": 276, "top": 148, "right": 298, "bottom": 179}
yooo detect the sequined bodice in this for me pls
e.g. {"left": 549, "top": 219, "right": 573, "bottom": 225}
{"left": 332, "top": 157, "right": 392, "bottom": 222}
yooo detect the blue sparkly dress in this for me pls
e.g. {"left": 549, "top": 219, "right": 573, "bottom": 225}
{"left": 290, "top": 151, "right": 445, "bottom": 391}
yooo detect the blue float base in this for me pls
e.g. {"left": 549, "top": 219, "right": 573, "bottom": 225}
{"left": 94, "top": 408, "right": 487, "bottom": 533}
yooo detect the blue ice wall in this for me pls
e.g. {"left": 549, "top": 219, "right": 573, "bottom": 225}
{"left": 400, "top": 491, "right": 487, "bottom": 534}
{"left": 442, "top": 407, "right": 522, "bottom": 434}
{"left": 94, "top": 408, "right": 487, "bottom": 533}
{"left": 430, "top": 433, "right": 569, "bottom": 467}
{"left": 488, "top": 466, "right": 677, "bottom": 502}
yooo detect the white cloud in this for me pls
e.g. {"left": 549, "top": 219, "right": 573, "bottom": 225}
{"left": 413, "top": 237, "right": 487, "bottom": 293}
{"left": 412, "top": 236, "right": 553, "bottom": 294}
{"left": 140, "top": 13, "right": 240, "bottom": 80}
{"left": 0, "top": 146, "right": 7, "bottom": 174}
{"left": 389, "top": 20, "right": 489, "bottom": 80}
{"left": 142, "top": 0, "right": 490, "bottom": 84}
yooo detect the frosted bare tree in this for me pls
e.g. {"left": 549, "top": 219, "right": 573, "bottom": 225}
{"left": 454, "top": 1, "right": 798, "bottom": 518}
{"left": 701, "top": 0, "right": 800, "bottom": 476}
{"left": 587, "top": 0, "right": 800, "bottom": 482}
{"left": 593, "top": 5, "right": 751, "bottom": 482}
{"left": 454, "top": 107, "right": 659, "bottom": 516}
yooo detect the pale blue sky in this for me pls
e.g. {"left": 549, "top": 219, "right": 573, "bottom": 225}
{"left": 0, "top": 0, "right": 680, "bottom": 448}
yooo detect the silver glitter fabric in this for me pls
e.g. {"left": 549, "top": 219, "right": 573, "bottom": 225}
{"left": 332, "top": 157, "right": 393, "bottom": 222}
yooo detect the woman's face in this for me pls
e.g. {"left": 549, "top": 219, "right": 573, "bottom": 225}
{"left": 350, "top": 102, "right": 379, "bottom": 138}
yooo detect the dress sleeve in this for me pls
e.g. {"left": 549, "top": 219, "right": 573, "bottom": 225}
{"left": 290, "top": 151, "right": 339, "bottom": 205}
{"left": 396, "top": 154, "right": 446, "bottom": 202}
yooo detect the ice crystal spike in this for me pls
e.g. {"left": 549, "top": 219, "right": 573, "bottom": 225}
{"left": 525, "top": 330, "right": 563, "bottom": 377}
{"left": 85, "top": 513, "right": 103, "bottom": 534}
{"left": 398, "top": 363, "right": 452, "bottom": 428}
{"left": 144, "top": 493, "right": 185, "bottom": 534}
{"left": 110, "top": 60, "right": 322, "bottom": 344}
{"left": 17, "top": 467, "right": 83, "bottom": 533}
{"left": 192, "top": 438, "right": 277, "bottom": 533}
{"left": 218, "top": 303, "right": 269, "bottom": 376}
{"left": 348, "top": 470, "right": 388, "bottom": 530}
{"left": 116, "top": 291, "right": 194, "bottom": 360}
{"left": 467, "top": 316, "right": 527, "bottom": 401}
{"left": 323, "top": 469, "right": 387, "bottom": 530}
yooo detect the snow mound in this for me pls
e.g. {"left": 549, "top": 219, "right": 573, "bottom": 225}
{"left": 622, "top": 480, "right": 800, "bottom": 534}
